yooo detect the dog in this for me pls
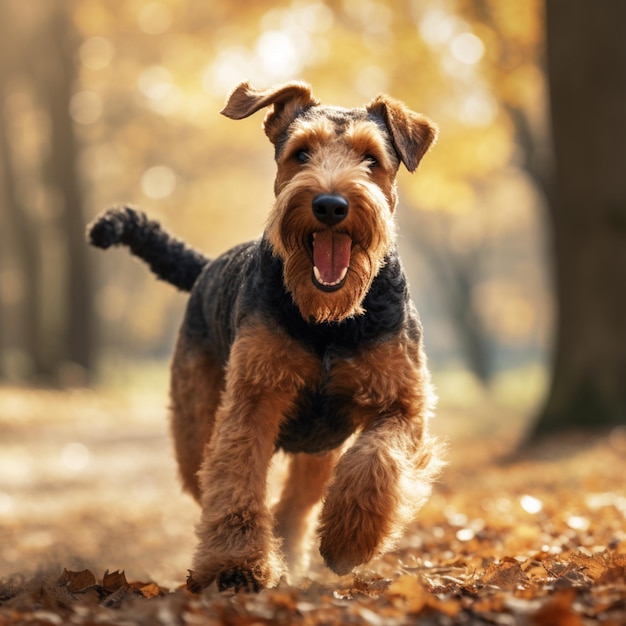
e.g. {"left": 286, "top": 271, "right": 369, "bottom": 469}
{"left": 88, "top": 80, "right": 442, "bottom": 593}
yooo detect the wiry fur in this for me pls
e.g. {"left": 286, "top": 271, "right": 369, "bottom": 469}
{"left": 87, "top": 80, "right": 442, "bottom": 593}
{"left": 88, "top": 205, "right": 207, "bottom": 291}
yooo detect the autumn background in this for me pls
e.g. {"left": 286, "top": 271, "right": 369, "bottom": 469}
{"left": 0, "top": 0, "right": 625, "bottom": 623}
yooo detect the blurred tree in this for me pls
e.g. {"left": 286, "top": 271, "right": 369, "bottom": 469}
{"left": 0, "top": 1, "right": 49, "bottom": 378}
{"left": 0, "top": 0, "right": 94, "bottom": 383}
{"left": 36, "top": 2, "right": 95, "bottom": 380}
{"left": 528, "top": 0, "right": 626, "bottom": 438}
{"left": 401, "top": 209, "right": 493, "bottom": 384}
{"left": 0, "top": 0, "right": 551, "bottom": 387}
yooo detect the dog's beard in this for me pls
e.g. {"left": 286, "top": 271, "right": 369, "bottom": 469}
{"left": 267, "top": 179, "right": 395, "bottom": 324}
{"left": 282, "top": 246, "right": 371, "bottom": 323}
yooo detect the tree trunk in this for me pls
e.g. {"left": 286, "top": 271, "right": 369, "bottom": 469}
{"left": 400, "top": 209, "right": 493, "bottom": 385}
{"left": 1, "top": 0, "right": 95, "bottom": 383}
{"left": 35, "top": 3, "right": 95, "bottom": 379}
{"left": 529, "top": 0, "right": 626, "bottom": 438}
{"left": 0, "top": 0, "right": 52, "bottom": 380}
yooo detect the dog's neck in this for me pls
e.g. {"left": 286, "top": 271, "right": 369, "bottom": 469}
{"left": 249, "top": 238, "right": 411, "bottom": 355}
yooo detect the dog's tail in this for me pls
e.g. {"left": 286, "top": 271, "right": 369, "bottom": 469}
{"left": 87, "top": 205, "right": 209, "bottom": 292}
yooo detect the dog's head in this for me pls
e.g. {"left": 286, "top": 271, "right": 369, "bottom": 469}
{"left": 222, "top": 81, "right": 437, "bottom": 324}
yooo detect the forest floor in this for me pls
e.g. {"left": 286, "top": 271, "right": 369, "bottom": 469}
{"left": 0, "top": 380, "right": 625, "bottom": 625}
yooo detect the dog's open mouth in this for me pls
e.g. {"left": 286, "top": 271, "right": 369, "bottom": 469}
{"left": 309, "top": 231, "right": 352, "bottom": 292}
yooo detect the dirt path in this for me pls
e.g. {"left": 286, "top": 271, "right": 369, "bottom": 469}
{"left": 1, "top": 385, "right": 625, "bottom": 624}
{"left": 0, "top": 386, "right": 198, "bottom": 588}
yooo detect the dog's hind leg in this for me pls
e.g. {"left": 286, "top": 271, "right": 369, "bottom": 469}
{"left": 170, "top": 334, "right": 224, "bottom": 501}
{"left": 273, "top": 450, "right": 339, "bottom": 579}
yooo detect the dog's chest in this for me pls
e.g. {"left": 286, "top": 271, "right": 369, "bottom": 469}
{"left": 275, "top": 349, "right": 370, "bottom": 454}
{"left": 275, "top": 386, "right": 354, "bottom": 454}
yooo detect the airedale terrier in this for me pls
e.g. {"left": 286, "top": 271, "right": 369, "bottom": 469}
{"left": 88, "top": 81, "right": 442, "bottom": 592}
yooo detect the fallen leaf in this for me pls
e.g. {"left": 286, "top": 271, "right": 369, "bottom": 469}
{"left": 131, "top": 582, "right": 166, "bottom": 599}
{"left": 386, "top": 574, "right": 428, "bottom": 613}
{"left": 482, "top": 559, "right": 528, "bottom": 591}
{"left": 531, "top": 590, "right": 583, "bottom": 626}
{"left": 568, "top": 552, "right": 607, "bottom": 581}
{"left": 102, "top": 570, "right": 129, "bottom": 593}
{"left": 57, "top": 569, "right": 96, "bottom": 593}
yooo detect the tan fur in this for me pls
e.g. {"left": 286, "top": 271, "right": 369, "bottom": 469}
{"left": 187, "top": 321, "right": 322, "bottom": 591}
{"left": 167, "top": 81, "right": 441, "bottom": 593}
{"left": 267, "top": 117, "right": 397, "bottom": 323}
{"left": 315, "top": 334, "right": 440, "bottom": 573}
{"left": 273, "top": 450, "right": 340, "bottom": 576}
{"left": 170, "top": 338, "right": 224, "bottom": 500}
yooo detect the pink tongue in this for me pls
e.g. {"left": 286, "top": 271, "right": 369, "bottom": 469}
{"left": 313, "top": 231, "right": 352, "bottom": 284}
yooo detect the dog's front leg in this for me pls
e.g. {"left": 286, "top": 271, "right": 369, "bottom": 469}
{"left": 187, "top": 322, "right": 319, "bottom": 593}
{"left": 318, "top": 414, "right": 441, "bottom": 575}
{"left": 318, "top": 341, "right": 442, "bottom": 575}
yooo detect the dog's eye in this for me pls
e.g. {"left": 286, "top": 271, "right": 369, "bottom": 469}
{"left": 295, "top": 149, "right": 310, "bottom": 164}
{"left": 364, "top": 154, "right": 379, "bottom": 168}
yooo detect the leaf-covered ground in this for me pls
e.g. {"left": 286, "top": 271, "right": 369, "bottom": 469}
{"left": 0, "top": 386, "right": 625, "bottom": 625}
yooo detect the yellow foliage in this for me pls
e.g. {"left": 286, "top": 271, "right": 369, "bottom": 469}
{"left": 1, "top": 0, "right": 549, "bottom": 365}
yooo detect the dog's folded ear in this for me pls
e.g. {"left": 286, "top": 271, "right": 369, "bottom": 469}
{"left": 366, "top": 96, "right": 438, "bottom": 172}
{"left": 221, "top": 81, "right": 320, "bottom": 144}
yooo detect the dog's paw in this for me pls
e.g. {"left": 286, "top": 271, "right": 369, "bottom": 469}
{"left": 186, "top": 570, "right": 215, "bottom": 594}
{"left": 186, "top": 565, "right": 268, "bottom": 594}
{"left": 319, "top": 540, "right": 361, "bottom": 576}
{"left": 217, "top": 568, "right": 264, "bottom": 593}
{"left": 318, "top": 505, "right": 382, "bottom": 575}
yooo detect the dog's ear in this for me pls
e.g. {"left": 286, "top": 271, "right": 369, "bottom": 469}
{"left": 221, "top": 81, "right": 319, "bottom": 144}
{"left": 366, "top": 96, "right": 438, "bottom": 172}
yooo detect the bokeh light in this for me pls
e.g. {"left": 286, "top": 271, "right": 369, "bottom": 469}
{"left": 141, "top": 165, "right": 177, "bottom": 199}
{"left": 138, "top": 2, "right": 172, "bottom": 35}
{"left": 60, "top": 442, "right": 91, "bottom": 472}
{"left": 69, "top": 91, "right": 103, "bottom": 125}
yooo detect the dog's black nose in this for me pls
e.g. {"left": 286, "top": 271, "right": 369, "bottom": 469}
{"left": 312, "top": 194, "right": 349, "bottom": 226}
